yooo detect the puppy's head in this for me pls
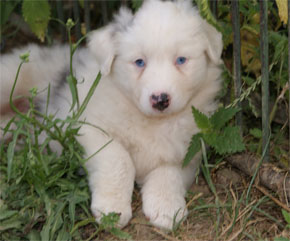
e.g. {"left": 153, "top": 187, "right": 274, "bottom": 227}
{"left": 88, "top": 0, "right": 223, "bottom": 117}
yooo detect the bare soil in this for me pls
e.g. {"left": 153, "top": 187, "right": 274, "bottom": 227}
{"left": 82, "top": 163, "right": 289, "bottom": 241}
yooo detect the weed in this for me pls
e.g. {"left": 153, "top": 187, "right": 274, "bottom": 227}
{"left": 281, "top": 210, "right": 290, "bottom": 229}
{"left": 0, "top": 19, "right": 129, "bottom": 241}
{"left": 183, "top": 106, "right": 245, "bottom": 167}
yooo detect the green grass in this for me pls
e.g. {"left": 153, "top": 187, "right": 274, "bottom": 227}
{"left": 0, "top": 53, "right": 94, "bottom": 240}
{"left": 0, "top": 20, "right": 131, "bottom": 240}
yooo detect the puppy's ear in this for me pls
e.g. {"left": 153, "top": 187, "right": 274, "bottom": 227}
{"left": 88, "top": 26, "right": 115, "bottom": 76}
{"left": 88, "top": 7, "right": 133, "bottom": 76}
{"left": 202, "top": 20, "right": 223, "bottom": 65}
{"left": 174, "top": 0, "right": 194, "bottom": 11}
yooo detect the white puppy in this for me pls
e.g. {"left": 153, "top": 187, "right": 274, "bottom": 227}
{"left": 0, "top": 0, "right": 223, "bottom": 230}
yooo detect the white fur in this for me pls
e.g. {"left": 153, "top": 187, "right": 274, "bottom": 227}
{"left": 0, "top": 0, "right": 223, "bottom": 230}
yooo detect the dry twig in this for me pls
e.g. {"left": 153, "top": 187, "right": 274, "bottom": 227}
{"left": 227, "top": 153, "right": 290, "bottom": 202}
{"left": 255, "top": 185, "right": 290, "bottom": 212}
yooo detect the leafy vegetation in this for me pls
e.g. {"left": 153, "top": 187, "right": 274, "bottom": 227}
{"left": 183, "top": 106, "right": 245, "bottom": 167}
{"left": 273, "top": 210, "right": 290, "bottom": 241}
{"left": 0, "top": 18, "right": 130, "bottom": 240}
{"left": 22, "top": 0, "right": 50, "bottom": 42}
{"left": 217, "top": 0, "right": 288, "bottom": 162}
{"left": 0, "top": 0, "right": 289, "bottom": 240}
{"left": 1, "top": 56, "right": 89, "bottom": 240}
{"left": 282, "top": 209, "right": 290, "bottom": 229}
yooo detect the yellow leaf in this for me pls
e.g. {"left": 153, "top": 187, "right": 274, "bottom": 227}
{"left": 241, "top": 29, "right": 261, "bottom": 76}
{"left": 276, "top": 0, "right": 288, "bottom": 24}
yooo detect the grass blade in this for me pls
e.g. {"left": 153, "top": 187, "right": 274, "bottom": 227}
{"left": 74, "top": 72, "right": 102, "bottom": 120}
{"left": 7, "top": 119, "right": 25, "bottom": 181}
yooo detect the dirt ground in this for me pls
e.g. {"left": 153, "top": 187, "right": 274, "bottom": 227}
{"left": 81, "top": 163, "right": 289, "bottom": 241}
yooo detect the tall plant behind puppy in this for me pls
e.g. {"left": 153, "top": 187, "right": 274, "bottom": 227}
{"left": 0, "top": 0, "right": 223, "bottom": 230}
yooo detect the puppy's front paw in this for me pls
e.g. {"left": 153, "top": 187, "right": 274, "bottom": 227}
{"left": 91, "top": 196, "right": 132, "bottom": 228}
{"left": 142, "top": 193, "right": 188, "bottom": 230}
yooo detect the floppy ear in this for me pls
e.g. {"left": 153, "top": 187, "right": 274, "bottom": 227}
{"left": 88, "top": 26, "right": 115, "bottom": 77}
{"left": 88, "top": 7, "right": 133, "bottom": 76}
{"left": 174, "top": 0, "right": 195, "bottom": 12}
{"left": 202, "top": 20, "right": 223, "bottom": 65}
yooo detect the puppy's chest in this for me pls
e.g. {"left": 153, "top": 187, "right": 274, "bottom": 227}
{"left": 118, "top": 117, "right": 196, "bottom": 180}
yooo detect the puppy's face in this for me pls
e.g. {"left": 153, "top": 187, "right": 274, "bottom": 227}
{"left": 89, "top": 0, "right": 223, "bottom": 117}
{"left": 114, "top": 33, "right": 207, "bottom": 117}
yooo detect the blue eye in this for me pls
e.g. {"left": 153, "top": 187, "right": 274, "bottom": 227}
{"left": 176, "top": 56, "right": 187, "bottom": 65}
{"left": 135, "top": 59, "right": 145, "bottom": 67}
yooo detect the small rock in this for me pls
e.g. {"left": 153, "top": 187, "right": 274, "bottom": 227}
{"left": 215, "top": 168, "right": 241, "bottom": 186}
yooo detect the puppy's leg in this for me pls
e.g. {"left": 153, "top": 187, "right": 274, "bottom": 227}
{"left": 79, "top": 127, "right": 135, "bottom": 228}
{"left": 141, "top": 163, "right": 196, "bottom": 230}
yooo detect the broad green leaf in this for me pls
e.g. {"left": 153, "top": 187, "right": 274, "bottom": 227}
{"left": 203, "top": 132, "right": 218, "bottom": 152}
{"left": 0, "top": 210, "right": 18, "bottom": 221}
{"left": 192, "top": 106, "right": 211, "bottom": 132}
{"left": 204, "top": 127, "right": 245, "bottom": 155}
{"left": 249, "top": 128, "right": 262, "bottom": 139}
{"left": 282, "top": 209, "right": 290, "bottom": 224}
{"left": 0, "top": 216, "right": 22, "bottom": 231}
{"left": 183, "top": 133, "right": 202, "bottom": 167}
{"left": 223, "top": 126, "right": 245, "bottom": 154}
{"left": 210, "top": 107, "right": 240, "bottom": 130}
{"left": 132, "top": 0, "right": 143, "bottom": 10}
{"left": 22, "top": 0, "right": 51, "bottom": 42}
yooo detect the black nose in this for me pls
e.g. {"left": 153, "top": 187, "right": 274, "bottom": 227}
{"left": 151, "top": 93, "right": 170, "bottom": 111}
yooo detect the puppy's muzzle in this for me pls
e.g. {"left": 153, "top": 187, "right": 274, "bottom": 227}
{"left": 150, "top": 93, "right": 171, "bottom": 111}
